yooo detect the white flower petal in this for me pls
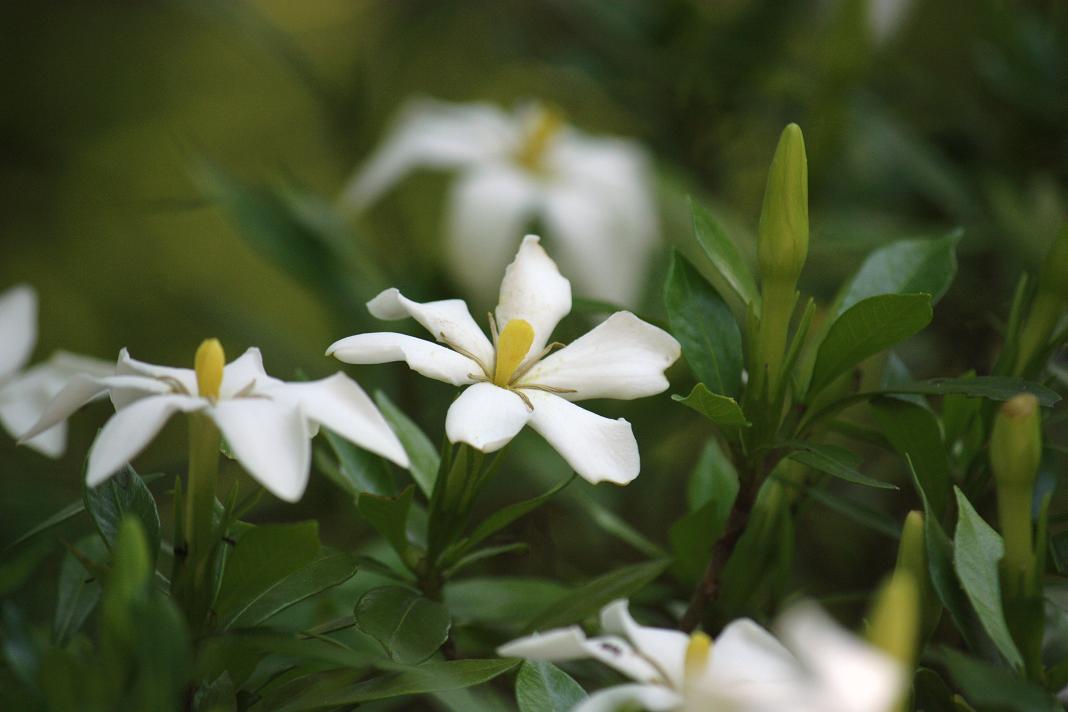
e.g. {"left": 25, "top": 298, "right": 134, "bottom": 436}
{"left": 495, "top": 235, "right": 572, "bottom": 357}
{"left": 600, "top": 600, "right": 690, "bottom": 690}
{"left": 702, "top": 618, "right": 802, "bottom": 704}
{"left": 221, "top": 347, "right": 280, "bottom": 398}
{"left": 445, "top": 165, "right": 540, "bottom": 302}
{"left": 327, "top": 332, "right": 479, "bottom": 386}
{"left": 367, "top": 288, "right": 493, "bottom": 367}
{"left": 574, "top": 684, "right": 682, "bottom": 712}
{"left": 116, "top": 348, "right": 197, "bottom": 396}
{"left": 341, "top": 98, "right": 516, "bottom": 209}
{"left": 0, "top": 361, "right": 74, "bottom": 457}
{"left": 271, "top": 372, "right": 409, "bottom": 468}
{"left": 0, "top": 284, "right": 37, "bottom": 378}
{"left": 212, "top": 399, "right": 312, "bottom": 503}
{"left": 522, "top": 312, "right": 679, "bottom": 401}
{"left": 445, "top": 382, "right": 531, "bottom": 452}
{"left": 777, "top": 603, "right": 904, "bottom": 712}
{"left": 526, "top": 392, "right": 639, "bottom": 485}
{"left": 497, "top": 626, "right": 592, "bottom": 660}
{"left": 87, "top": 394, "right": 204, "bottom": 486}
{"left": 19, "top": 373, "right": 167, "bottom": 442}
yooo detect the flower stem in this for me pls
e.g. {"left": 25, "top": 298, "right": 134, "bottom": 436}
{"left": 174, "top": 411, "right": 221, "bottom": 627}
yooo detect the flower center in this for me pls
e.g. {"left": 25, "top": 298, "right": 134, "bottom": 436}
{"left": 195, "top": 338, "right": 225, "bottom": 400}
{"left": 493, "top": 319, "right": 534, "bottom": 387}
{"left": 684, "top": 631, "right": 712, "bottom": 684}
{"left": 515, "top": 107, "right": 563, "bottom": 172}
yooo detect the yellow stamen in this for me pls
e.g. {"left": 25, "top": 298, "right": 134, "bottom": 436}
{"left": 195, "top": 338, "right": 225, "bottom": 400}
{"left": 515, "top": 108, "right": 563, "bottom": 171}
{"left": 684, "top": 631, "right": 712, "bottom": 682}
{"left": 493, "top": 319, "right": 534, "bottom": 386}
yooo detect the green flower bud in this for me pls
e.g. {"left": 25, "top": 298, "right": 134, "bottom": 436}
{"left": 1014, "top": 226, "right": 1068, "bottom": 374}
{"left": 868, "top": 569, "right": 919, "bottom": 668}
{"left": 757, "top": 123, "right": 809, "bottom": 287}
{"left": 990, "top": 394, "right": 1042, "bottom": 490}
{"left": 1038, "top": 225, "right": 1068, "bottom": 304}
{"left": 895, "top": 511, "right": 942, "bottom": 639}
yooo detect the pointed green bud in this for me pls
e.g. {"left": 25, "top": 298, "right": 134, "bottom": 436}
{"left": 867, "top": 569, "right": 919, "bottom": 668}
{"left": 895, "top": 511, "right": 926, "bottom": 583}
{"left": 990, "top": 394, "right": 1041, "bottom": 490}
{"left": 757, "top": 123, "right": 809, "bottom": 287}
{"left": 1015, "top": 226, "right": 1068, "bottom": 374}
{"left": 1037, "top": 225, "right": 1068, "bottom": 303}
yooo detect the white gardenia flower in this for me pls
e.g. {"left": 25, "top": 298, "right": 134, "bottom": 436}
{"left": 497, "top": 599, "right": 904, "bottom": 712}
{"left": 20, "top": 341, "right": 410, "bottom": 502}
{"left": 0, "top": 284, "right": 112, "bottom": 457}
{"left": 327, "top": 235, "right": 680, "bottom": 486}
{"left": 342, "top": 97, "right": 660, "bottom": 306}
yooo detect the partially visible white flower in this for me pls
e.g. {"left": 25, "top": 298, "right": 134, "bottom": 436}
{"left": 342, "top": 97, "right": 660, "bottom": 306}
{"left": 20, "top": 341, "right": 410, "bottom": 502}
{"left": 0, "top": 285, "right": 112, "bottom": 457}
{"left": 328, "top": 235, "right": 680, "bottom": 486}
{"left": 867, "top": 0, "right": 913, "bottom": 43}
{"left": 497, "top": 599, "right": 904, "bottom": 712}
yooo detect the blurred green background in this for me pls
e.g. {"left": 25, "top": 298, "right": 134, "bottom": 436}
{"left": 2, "top": 0, "right": 1065, "bottom": 621}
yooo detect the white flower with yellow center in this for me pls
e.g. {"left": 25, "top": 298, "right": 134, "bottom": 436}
{"left": 20, "top": 340, "right": 409, "bottom": 502}
{"left": 342, "top": 98, "right": 660, "bottom": 306}
{"left": 0, "top": 284, "right": 112, "bottom": 457}
{"left": 498, "top": 599, "right": 904, "bottom": 712}
{"left": 327, "top": 235, "right": 679, "bottom": 485}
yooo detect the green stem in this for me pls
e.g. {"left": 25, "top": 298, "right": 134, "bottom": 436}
{"left": 755, "top": 280, "right": 796, "bottom": 402}
{"left": 175, "top": 411, "right": 221, "bottom": 628}
{"left": 998, "top": 485, "right": 1035, "bottom": 597}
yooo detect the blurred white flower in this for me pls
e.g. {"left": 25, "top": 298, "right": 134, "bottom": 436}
{"left": 497, "top": 599, "right": 904, "bottom": 712}
{"left": 342, "top": 97, "right": 660, "bottom": 306}
{"left": 868, "top": 0, "right": 913, "bottom": 43}
{"left": 21, "top": 341, "right": 409, "bottom": 502}
{"left": 328, "top": 235, "right": 679, "bottom": 485}
{"left": 0, "top": 284, "right": 112, "bottom": 457}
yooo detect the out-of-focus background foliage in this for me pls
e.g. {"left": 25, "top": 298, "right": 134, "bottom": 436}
{"left": 2, "top": 0, "right": 1065, "bottom": 621}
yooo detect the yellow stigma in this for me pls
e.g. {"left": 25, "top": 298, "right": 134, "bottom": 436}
{"left": 516, "top": 108, "right": 563, "bottom": 171}
{"left": 493, "top": 319, "right": 535, "bottom": 386}
{"left": 195, "top": 338, "right": 225, "bottom": 399}
{"left": 684, "top": 631, "right": 712, "bottom": 681}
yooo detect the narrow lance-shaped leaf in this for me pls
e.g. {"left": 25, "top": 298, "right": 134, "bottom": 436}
{"left": 786, "top": 441, "right": 898, "bottom": 490}
{"left": 691, "top": 197, "right": 759, "bottom": 308}
{"left": 871, "top": 397, "right": 951, "bottom": 516}
{"left": 375, "top": 390, "right": 440, "bottom": 496}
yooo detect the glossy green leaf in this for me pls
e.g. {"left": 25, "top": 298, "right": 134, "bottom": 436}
{"left": 936, "top": 648, "right": 1059, "bottom": 712}
{"left": 887, "top": 377, "right": 1060, "bottom": 406}
{"left": 664, "top": 252, "right": 743, "bottom": 397}
{"left": 673, "top": 384, "right": 750, "bottom": 427}
{"left": 355, "top": 586, "right": 451, "bottom": 664}
{"left": 870, "top": 397, "right": 951, "bottom": 515}
{"left": 786, "top": 441, "right": 897, "bottom": 490}
{"left": 375, "top": 391, "right": 440, "bottom": 496}
{"left": 524, "top": 559, "right": 670, "bottom": 632}
{"left": 214, "top": 521, "right": 320, "bottom": 621}
{"left": 953, "top": 488, "right": 1024, "bottom": 670}
{"left": 358, "top": 486, "right": 416, "bottom": 566}
{"left": 84, "top": 465, "right": 161, "bottom": 566}
{"left": 516, "top": 660, "right": 587, "bottom": 712}
{"left": 322, "top": 428, "right": 394, "bottom": 496}
{"left": 52, "top": 536, "right": 105, "bottom": 646}
{"left": 444, "top": 578, "right": 569, "bottom": 631}
{"left": 691, "top": 198, "right": 758, "bottom": 308}
{"left": 268, "top": 659, "right": 519, "bottom": 712}
{"left": 838, "top": 231, "right": 961, "bottom": 314}
{"left": 224, "top": 547, "right": 359, "bottom": 629}
{"left": 809, "top": 293, "right": 933, "bottom": 396}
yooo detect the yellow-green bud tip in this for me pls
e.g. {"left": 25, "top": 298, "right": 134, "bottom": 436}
{"left": 868, "top": 570, "right": 919, "bottom": 666}
{"left": 895, "top": 510, "right": 926, "bottom": 580}
{"left": 195, "top": 338, "right": 225, "bottom": 400}
{"left": 990, "top": 393, "right": 1041, "bottom": 489}
{"left": 684, "top": 631, "right": 712, "bottom": 681}
{"left": 757, "top": 123, "right": 809, "bottom": 286}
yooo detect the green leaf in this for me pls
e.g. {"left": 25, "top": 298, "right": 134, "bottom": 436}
{"left": 664, "top": 252, "right": 743, "bottom": 397}
{"left": 375, "top": 391, "right": 440, "bottom": 496}
{"left": 953, "top": 488, "right": 1024, "bottom": 670}
{"left": 670, "top": 496, "right": 732, "bottom": 585}
{"left": 786, "top": 441, "right": 897, "bottom": 490}
{"left": 691, "top": 198, "right": 758, "bottom": 308}
{"left": 2, "top": 499, "right": 84, "bottom": 554}
{"left": 935, "top": 647, "right": 1059, "bottom": 712}
{"left": 224, "top": 547, "right": 359, "bottom": 629}
{"left": 214, "top": 521, "right": 320, "bottom": 621}
{"left": 444, "top": 578, "right": 569, "bottom": 630}
{"left": 838, "top": 231, "right": 961, "bottom": 314}
{"left": 52, "top": 536, "right": 106, "bottom": 646}
{"left": 790, "top": 480, "right": 901, "bottom": 539}
{"left": 322, "top": 429, "right": 394, "bottom": 496}
{"left": 578, "top": 493, "right": 667, "bottom": 559}
{"left": 268, "top": 659, "right": 519, "bottom": 712}
{"left": 673, "top": 384, "right": 750, "bottom": 428}
{"left": 809, "top": 293, "right": 933, "bottom": 396}
{"left": 355, "top": 586, "right": 451, "bottom": 665}
{"left": 686, "top": 438, "right": 739, "bottom": 512}
{"left": 358, "top": 486, "right": 416, "bottom": 566}
{"left": 887, "top": 377, "right": 1060, "bottom": 406}
{"left": 870, "top": 398, "right": 951, "bottom": 516}
{"left": 443, "top": 543, "right": 529, "bottom": 577}
{"left": 453, "top": 476, "right": 574, "bottom": 560}
{"left": 524, "top": 559, "right": 670, "bottom": 632}
{"left": 84, "top": 465, "right": 161, "bottom": 566}
{"left": 516, "top": 660, "right": 587, "bottom": 712}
